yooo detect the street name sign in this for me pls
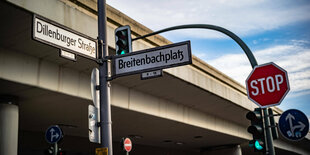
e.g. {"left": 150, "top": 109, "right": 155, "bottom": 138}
{"left": 45, "top": 125, "right": 63, "bottom": 144}
{"left": 113, "top": 41, "right": 191, "bottom": 78}
{"left": 33, "top": 15, "right": 97, "bottom": 60}
{"left": 278, "top": 109, "right": 309, "bottom": 141}
{"left": 246, "top": 62, "right": 290, "bottom": 108}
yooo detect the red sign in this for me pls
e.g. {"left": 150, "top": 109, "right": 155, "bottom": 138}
{"left": 123, "top": 138, "right": 132, "bottom": 152}
{"left": 246, "top": 62, "right": 290, "bottom": 108}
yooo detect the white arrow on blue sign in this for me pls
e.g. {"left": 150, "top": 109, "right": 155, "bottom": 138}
{"left": 45, "top": 125, "right": 63, "bottom": 144}
{"left": 278, "top": 109, "right": 309, "bottom": 141}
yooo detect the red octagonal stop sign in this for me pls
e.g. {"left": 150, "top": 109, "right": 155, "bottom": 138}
{"left": 246, "top": 62, "right": 290, "bottom": 108}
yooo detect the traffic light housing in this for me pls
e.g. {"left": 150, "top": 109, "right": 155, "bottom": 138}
{"left": 115, "top": 25, "right": 132, "bottom": 55}
{"left": 44, "top": 146, "right": 66, "bottom": 155}
{"left": 44, "top": 146, "right": 54, "bottom": 155}
{"left": 58, "top": 148, "right": 66, "bottom": 155}
{"left": 246, "top": 108, "right": 266, "bottom": 152}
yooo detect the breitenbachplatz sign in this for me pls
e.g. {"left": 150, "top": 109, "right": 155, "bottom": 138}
{"left": 113, "top": 41, "right": 191, "bottom": 77}
{"left": 33, "top": 15, "right": 97, "bottom": 60}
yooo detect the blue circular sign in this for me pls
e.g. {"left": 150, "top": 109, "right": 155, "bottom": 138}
{"left": 278, "top": 109, "right": 309, "bottom": 141}
{"left": 45, "top": 125, "right": 63, "bottom": 144}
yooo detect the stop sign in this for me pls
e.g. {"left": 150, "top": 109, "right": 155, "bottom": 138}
{"left": 246, "top": 62, "right": 290, "bottom": 108}
{"left": 123, "top": 138, "right": 132, "bottom": 152}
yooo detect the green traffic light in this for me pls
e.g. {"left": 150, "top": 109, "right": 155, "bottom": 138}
{"left": 117, "top": 50, "right": 127, "bottom": 55}
{"left": 255, "top": 140, "right": 263, "bottom": 150}
{"left": 115, "top": 26, "right": 132, "bottom": 55}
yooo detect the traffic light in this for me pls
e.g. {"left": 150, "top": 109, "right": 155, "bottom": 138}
{"left": 44, "top": 146, "right": 66, "bottom": 155}
{"left": 115, "top": 25, "right": 132, "bottom": 55}
{"left": 44, "top": 146, "right": 54, "bottom": 155}
{"left": 58, "top": 148, "right": 66, "bottom": 155}
{"left": 246, "top": 108, "right": 266, "bottom": 152}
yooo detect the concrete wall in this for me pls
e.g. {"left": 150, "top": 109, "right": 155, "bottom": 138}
{"left": 0, "top": 46, "right": 250, "bottom": 141}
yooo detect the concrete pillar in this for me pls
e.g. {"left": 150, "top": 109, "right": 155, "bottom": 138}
{"left": 0, "top": 96, "right": 19, "bottom": 155}
{"left": 201, "top": 144, "right": 242, "bottom": 155}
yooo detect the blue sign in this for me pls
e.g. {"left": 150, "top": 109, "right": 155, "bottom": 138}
{"left": 279, "top": 109, "right": 309, "bottom": 141}
{"left": 45, "top": 125, "right": 63, "bottom": 144}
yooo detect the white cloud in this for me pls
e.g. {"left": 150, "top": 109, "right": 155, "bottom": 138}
{"left": 107, "top": 0, "right": 310, "bottom": 98}
{"left": 194, "top": 51, "right": 210, "bottom": 60}
{"left": 206, "top": 43, "right": 310, "bottom": 98}
{"left": 107, "top": 0, "right": 310, "bottom": 39}
{"left": 205, "top": 53, "right": 252, "bottom": 84}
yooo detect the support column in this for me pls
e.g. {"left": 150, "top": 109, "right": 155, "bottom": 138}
{"left": 0, "top": 96, "right": 19, "bottom": 155}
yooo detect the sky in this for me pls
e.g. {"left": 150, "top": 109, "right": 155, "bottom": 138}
{"left": 106, "top": 0, "right": 310, "bottom": 120}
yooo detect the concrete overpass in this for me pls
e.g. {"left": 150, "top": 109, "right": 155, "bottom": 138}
{"left": 0, "top": 0, "right": 309, "bottom": 154}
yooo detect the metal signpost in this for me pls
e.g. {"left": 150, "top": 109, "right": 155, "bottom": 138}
{"left": 45, "top": 125, "right": 63, "bottom": 155}
{"left": 246, "top": 62, "right": 290, "bottom": 155}
{"left": 96, "top": 5, "right": 193, "bottom": 152}
{"left": 98, "top": 0, "right": 112, "bottom": 154}
{"left": 278, "top": 109, "right": 309, "bottom": 141}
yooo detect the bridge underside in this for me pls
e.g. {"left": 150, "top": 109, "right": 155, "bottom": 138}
{"left": 0, "top": 1, "right": 309, "bottom": 155}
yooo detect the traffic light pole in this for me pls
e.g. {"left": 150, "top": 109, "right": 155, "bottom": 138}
{"left": 98, "top": 0, "right": 113, "bottom": 155}
{"left": 132, "top": 24, "right": 275, "bottom": 155}
{"left": 263, "top": 109, "right": 275, "bottom": 155}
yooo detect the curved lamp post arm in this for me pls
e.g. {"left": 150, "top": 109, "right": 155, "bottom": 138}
{"left": 132, "top": 24, "right": 258, "bottom": 68}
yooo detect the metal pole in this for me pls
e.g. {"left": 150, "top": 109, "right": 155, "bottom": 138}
{"left": 260, "top": 108, "right": 269, "bottom": 154}
{"left": 53, "top": 143, "right": 58, "bottom": 155}
{"left": 98, "top": 0, "right": 113, "bottom": 155}
{"left": 263, "top": 108, "right": 275, "bottom": 155}
{"left": 132, "top": 24, "right": 258, "bottom": 68}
